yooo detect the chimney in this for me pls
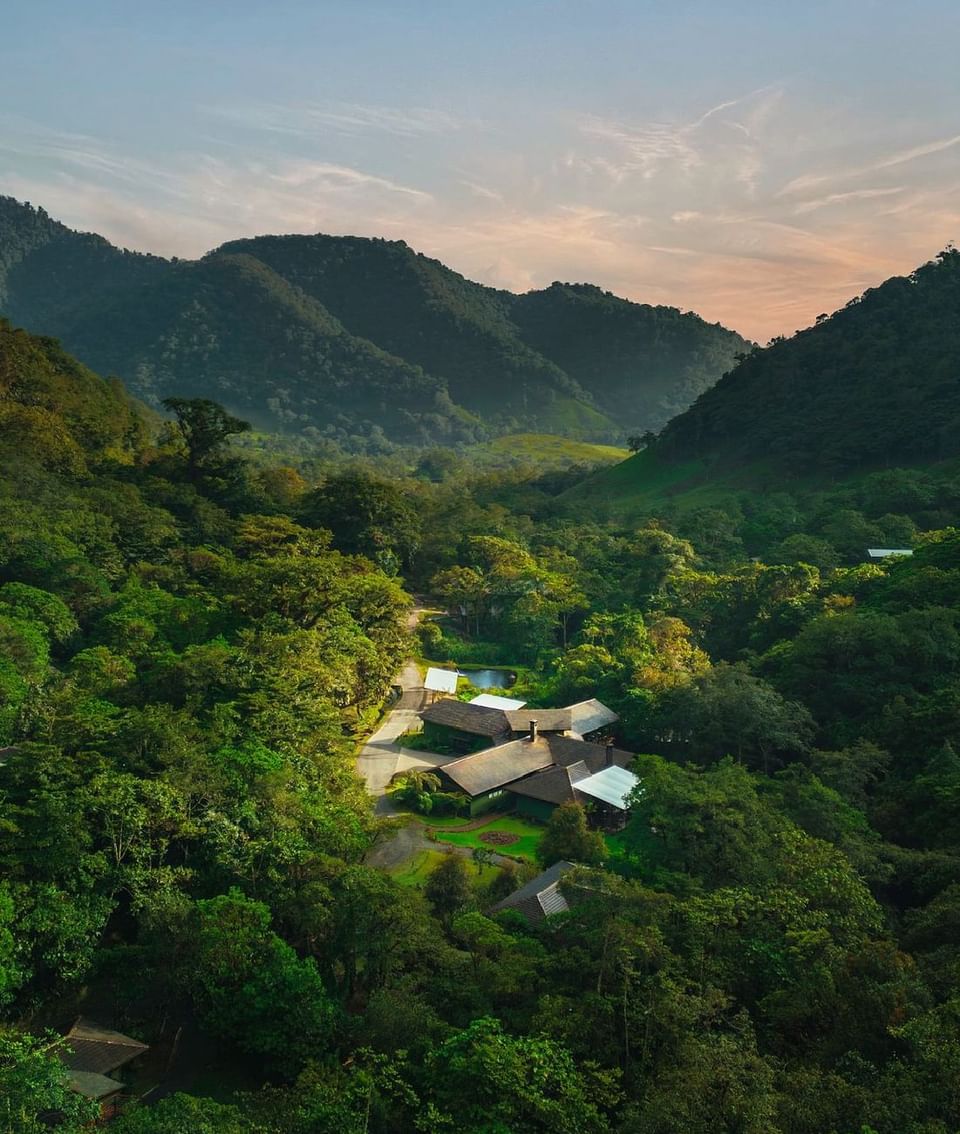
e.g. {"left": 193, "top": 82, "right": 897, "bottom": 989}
{"left": 529, "top": 719, "right": 539, "bottom": 743}
{"left": 605, "top": 743, "right": 614, "bottom": 767}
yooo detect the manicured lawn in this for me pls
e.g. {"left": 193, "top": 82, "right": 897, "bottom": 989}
{"left": 388, "top": 849, "right": 499, "bottom": 888}
{"left": 433, "top": 815, "right": 544, "bottom": 861}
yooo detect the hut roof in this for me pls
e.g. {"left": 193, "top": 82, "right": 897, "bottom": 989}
{"left": 58, "top": 1018, "right": 149, "bottom": 1075}
{"left": 566, "top": 698, "right": 619, "bottom": 735}
{"left": 489, "top": 861, "right": 574, "bottom": 924}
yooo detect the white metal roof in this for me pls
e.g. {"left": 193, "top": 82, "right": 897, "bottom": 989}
{"left": 471, "top": 693, "right": 528, "bottom": 710}
{"left": 867, "top": 548, "right": 914, "bottom": 558}
{"left": 575, "top": 765, "right": 641, "bottom": 809}
{"left": 424, "top": 667, "right": 459, "bottom": 694}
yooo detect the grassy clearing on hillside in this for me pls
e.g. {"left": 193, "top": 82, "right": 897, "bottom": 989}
{"left": 561, "top": 448, "right": 814, "bottom": 518}
{"left": 467, "top": 432, "right": 629, "bottom": 471}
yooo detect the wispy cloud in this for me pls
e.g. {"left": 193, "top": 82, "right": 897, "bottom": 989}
{"left": 793, "top": 186, "right": 906, "bottom": 214}
{"left": 205, "top": 100, "right": 463, "bottom": 139}
{"left": 778, "top": 133, "right": 960, "bottom": 197}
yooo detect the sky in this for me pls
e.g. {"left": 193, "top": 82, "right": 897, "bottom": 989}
{"left": 1, "top": 1, "right": 958, "bottom": 342}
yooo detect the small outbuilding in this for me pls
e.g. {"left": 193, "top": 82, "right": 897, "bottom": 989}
{"left": 488, "top": 860, "right": 575, "bottom": 925}
{"left": 58, "top": 1017, "right": 149, "bottom": 1119}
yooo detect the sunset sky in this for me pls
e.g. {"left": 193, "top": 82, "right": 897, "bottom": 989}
{"left": 2, "top": 0, "right": 958, "bottom": 341}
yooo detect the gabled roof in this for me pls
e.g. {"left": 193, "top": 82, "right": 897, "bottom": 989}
{"left": 58, "top": 1018, "right": 149, "bottom": 1075}
{"left": 471, "top": 693, "right": 527, "bottom": 710}
{"left": 67, "top": 1071, "right": 125, "bottom": 1100}
{"left": 508, "top": 761, "right": 592, "bottom": 805}
{"left": 575, "top": 764, "right": 641, "bottom": 809}
{"left": 444, "top": 733, "right": 635, "bottom": 799}
{"left": 505, "top": 708, "right": 572, "bottom": 733}
{"left": 420, "top": 699, "right": 512, "bottom": 739}
{"left": 867, "top": 548, "right": 913, "bottom": 558}
{"left": 424, "top": 667, "right": 459, "bottom": 693}
{"left": 441, "top": 738, "right": 555, "bottom": 795}
{"left": 489, "top": 860, "right": 574, "bottom": 924}
{"left": 567, "top": 698, "right": 619, "bottom": 735}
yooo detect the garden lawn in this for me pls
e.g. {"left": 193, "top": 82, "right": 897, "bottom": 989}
{"left": 388, "top": 849, "right": 500, "bottom": 888}
{"left": 433, "top": 815, "right": 544, "bottom": 862}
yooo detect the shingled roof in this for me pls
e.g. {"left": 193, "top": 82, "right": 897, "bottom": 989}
{"left": 442, "top": 733, "right": 635, "bottom": 799}
{"left": 420, "top": 699, "right": 512, "bottom": 739}
{"left": 489, "top": 861, "right": 574, "bottom": 924}
{"left": 508, "top": 738, "right": 634, "bottom": 805}
{"left": 505, "top": 708, "right": 572, "bottom": 733}
{"left": 441, "top": 737, "right": 556, "bottom": 795}
{"left": 58, "top": 1018, "right": 149, "bottom": 1076}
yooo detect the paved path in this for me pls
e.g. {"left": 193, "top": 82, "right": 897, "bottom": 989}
{"left": 356, "top": 607, "right": 457, "bottom": 816}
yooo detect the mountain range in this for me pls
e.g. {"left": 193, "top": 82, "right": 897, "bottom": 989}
{"left": 0, "top": 196, "right": 748, "bottom": 447}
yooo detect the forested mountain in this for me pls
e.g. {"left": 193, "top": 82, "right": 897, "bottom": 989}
{"left": 657, "top": 248, "right": 960, "bottom": 473}
{"left": 510, "top": 281, "right": 748, "bottom": 426}
{"left": 0, "top": 196, "right": 748, "bottom": 446}
{"left": 5, "top": 312, "right": 960, "bottom": 1133}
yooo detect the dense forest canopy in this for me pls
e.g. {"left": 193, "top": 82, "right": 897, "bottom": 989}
{"left": 655, "top": 247, "right": 960, "bottom": 473}
{"left": 3, "top": 239, "right": 960, "bottom": 1133}
{"left": 0, "top": 196, "right": 749, "bottom": 449}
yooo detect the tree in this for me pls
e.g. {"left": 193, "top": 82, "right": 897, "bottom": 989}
{"left": 424, "top": 853, "right": 472, "bottom": 925}
{"left": 300, "top": 471, "right": 421, "bottom": 573}
{"left": 0, "top": 1028, "right": 98, "bottom": 1133}
{"left": 537, "top": 802, "right": 606, "bottom": 868}
{"left": 188, "top": 890, "right": 338, "bottom": 1072}
{"left": 110, "top": 1093, "right": 265, "bottom": 1134}
{"left": 425, "top": 1016, "right": 618, "bottom": 1133}
{"left": 161, "top": 398, "right": 251, "bottom": 475}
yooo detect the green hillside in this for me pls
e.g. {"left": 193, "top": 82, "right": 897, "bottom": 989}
{"left": 510, "top": 281, "right": 750, "bottom": 429}
{"left": 0, "top": 195, "right": 747, "bottom": 448}
{"left": 468, "top": 431, "right": 630, "bottom": 470}
{"left": 659, "top": 247, "right": 960, "bottom": 472}
{"left": 568, "top": 249, "right": 960, "bottom": 518}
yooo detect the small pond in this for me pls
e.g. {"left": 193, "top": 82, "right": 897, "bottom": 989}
{"left": 460, "top": 668, "right": 517, "bottom": 689}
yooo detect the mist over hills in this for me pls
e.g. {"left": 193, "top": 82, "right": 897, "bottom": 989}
{"left": 0, "top": 196, "right": 748, "bottom": 447}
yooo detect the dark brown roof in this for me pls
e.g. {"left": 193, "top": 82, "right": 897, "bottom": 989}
{"left": 489, "top": 861, "right": 574, "bottom": 923}
{"left": 58, "top": 1018, "right": 149, "bottom": 1075}
{"left": 546, "top": 734, "right": 633, "bottom": 769}
{"left": 442, "top": 733, "right": 634, "bottom": 799}
{"left": 420, "top": 699, "right": 511, "bottom": 738}
{"left": 508, "top": 760, "right": 592, "bottom": 805}
{"left": 505, "top": 709, "right": 572, "bottom": 733}
{"left": 441, "top": 738, "right": 555, "bottom": 795}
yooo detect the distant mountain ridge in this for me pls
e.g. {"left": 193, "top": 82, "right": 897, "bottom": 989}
{"left": 0, "top": 195, "right": 749, "bottom": 446}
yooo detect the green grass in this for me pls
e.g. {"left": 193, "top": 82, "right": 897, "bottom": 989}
{"left": 388, "top": 848, "right": 500, "bottom": 888}
{"left": 433, "top": 815, "right": 544, "bottom": 862}
{"left": 466, "top": 432, "right": 629, "bottom": 471}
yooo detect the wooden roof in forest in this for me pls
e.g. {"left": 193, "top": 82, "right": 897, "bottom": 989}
{"left": 420, "top": 699, "right": 512, "bottom": 738}
{"left": 58, "top": 1018, "right": 149, "bottom": 1076}
{"left": 489, "top": 861, "right": 574, "bottom": 923}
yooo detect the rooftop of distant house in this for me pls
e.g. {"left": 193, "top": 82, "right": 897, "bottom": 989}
{"left": 489, "top": 860, "right": 575, "bottom": 923}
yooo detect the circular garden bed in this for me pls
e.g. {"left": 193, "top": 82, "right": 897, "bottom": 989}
{"left": 478, "top": 831, "right": 519, "bottom": 847}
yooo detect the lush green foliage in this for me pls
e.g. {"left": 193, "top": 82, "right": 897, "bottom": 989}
{"left": 5, "top": 298, "right": 960, "bottom": 1134}
{"left": 0, "top": 196, "right": 747, "bottom": 448}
